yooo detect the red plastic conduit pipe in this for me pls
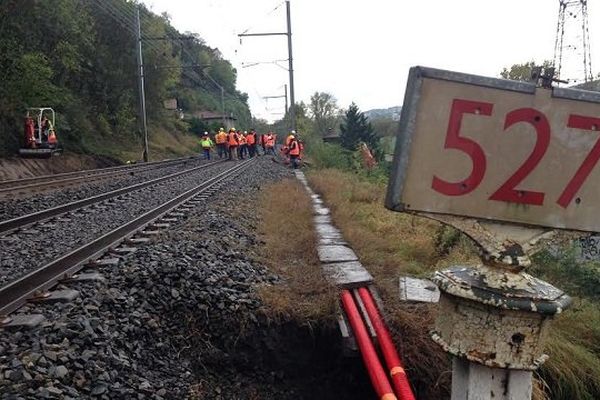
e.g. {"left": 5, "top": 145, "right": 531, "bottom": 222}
{"left": 358, "top": 287, "right": 416, "bottom": 400}
{"left": 340, "top": 289, "right": 397, "bottom": 400}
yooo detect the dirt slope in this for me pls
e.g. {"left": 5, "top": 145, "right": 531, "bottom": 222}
{"left": 0, "top": 153, "right": 120, "bottom": 181}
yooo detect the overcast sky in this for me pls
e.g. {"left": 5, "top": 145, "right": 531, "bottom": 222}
{"left": 141, "top": 0, "right": 599, "bottom": 122}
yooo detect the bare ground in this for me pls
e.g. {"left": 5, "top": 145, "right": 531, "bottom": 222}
{"left": 0, "top": 153, "right": 120, "bottom": 180}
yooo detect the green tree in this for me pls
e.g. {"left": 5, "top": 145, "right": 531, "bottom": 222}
{"left": 0, "top": 0, "right": 251, "bottom": 158}
{"left": 370, "top": 117, "right": 397, "bottom": 138}
{"left": 309, "top": 91, "right": 340, "bottom": 136}
{"left": 500, "top": 60, "right": 553, "bottom": 81}
{"left": 339, "top": 103, "right": 379, "bottom": 155}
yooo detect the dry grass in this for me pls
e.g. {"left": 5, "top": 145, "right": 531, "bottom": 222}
{"left": 256, "top": 178, "right": 338, "bottom": 325}
{"left": 148, "top": 127, "right": 200, "bottom": 161}
{"left": 306, "top": 168, "right": 482, "bottom": 398}
{"left": 306, "top": 168, "right": 600, "bottom": 400}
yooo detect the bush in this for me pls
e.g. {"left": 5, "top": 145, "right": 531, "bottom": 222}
{"left": 307, "top": 141, "right": 353, "bottom": 170}
{"left": 531, "top": 249, "right": 600, "bottom": 300}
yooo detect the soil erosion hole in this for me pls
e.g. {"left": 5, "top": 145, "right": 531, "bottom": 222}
{"left": 189, "top": 318, "right": 373, "bottom": 399}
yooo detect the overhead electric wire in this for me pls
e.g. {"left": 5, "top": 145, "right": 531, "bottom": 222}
{"left": 238, "top": 1, "right": 285, "bottom": 36}
{"left": 92, "top": 0, "right": 169, "bottom": 55}
{"left": 176, "top": 38, "right": 247, "bottom": 105}
{"left": 92, "top": 0, "right": 248, "bottom": 112}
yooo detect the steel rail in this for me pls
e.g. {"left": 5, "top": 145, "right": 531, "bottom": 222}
{"left": 0, "top": 158, "right": 255, "bottom": 316}
{"left": 0, "top": 156, "right": 197, "bottom": 190}
{"left": 0, "top": 160, "right": 225, "bottom": 235}
{"left": 0, "top": 160, "right": 195, "bottom": 195}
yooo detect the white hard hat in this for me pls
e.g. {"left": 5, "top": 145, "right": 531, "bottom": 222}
{"left": 290, "top": 130, "right": 296, "bottom": 134}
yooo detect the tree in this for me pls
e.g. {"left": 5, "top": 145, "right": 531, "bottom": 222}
{"left": 370, "top": 117, "right": 397, "bottom": 138}
{"left": 0, "top": 0, "right": 251, "bottom": 157}
{"left": 500, "top": 60, "right": 553, "bottom": 81}
{"left": 309, "top": 91, "right": 340, "bottom": 136}
{"left": 339, "top": 103, "right": 379, "bottom": 155}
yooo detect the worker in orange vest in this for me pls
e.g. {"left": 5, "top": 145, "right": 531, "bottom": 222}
{"left": 265, "top": 132, "right": 276, "bottom": 155}
{"left": 246, "top": 129, "right": 257, "bottom": 157}
{"left": 288, "top": 134, "right": 301, "bottom": 169}
{"left": 285, "top": 130, "right": 295, "bottom": 147}
{"left": 260, "top": 132, "right": 267, "bottom": 155}
{"left": 282, "top": 130, "right": 296, "bottom": 164}
{"left": 214, "top": 128, "right": 228, "bottom": 159}
{"left": 238, "top": 131, "right": 248, "bottom": 159}
{"left": 227, "top": 128, "right": 238, "bottom": 160}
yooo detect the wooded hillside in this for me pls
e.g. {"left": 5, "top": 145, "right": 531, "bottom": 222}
{"left": 0, "top": 0, "right": 251, "bottom": 160}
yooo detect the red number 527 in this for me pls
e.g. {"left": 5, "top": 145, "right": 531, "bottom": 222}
{"left": 432, "top": 98, "right": 600, "bottom": 209}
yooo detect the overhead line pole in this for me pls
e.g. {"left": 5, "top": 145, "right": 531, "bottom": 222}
{"left": 284, "top": 83, "right": 288, "bottom": 118}
{"left": 285, "top": 1, "right": 295, "bottom": 132}
{"left": 239, "top": 0, "right": 296, "bottom": 131}
{"left": 135, "top": 6, "right": 149, "bottom": 162}
{"left": 263, "top": 84, "right": 288, "bottom": 128}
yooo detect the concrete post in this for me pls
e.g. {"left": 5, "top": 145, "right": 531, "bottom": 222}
{"left": 135, "top": 6, "right": 149, "bottom": 162}
{"left": 430, "top": 263, "right": 571, "bottom": 400}
{"left": 451, "top": 357, "right": 532, "bottom": 400}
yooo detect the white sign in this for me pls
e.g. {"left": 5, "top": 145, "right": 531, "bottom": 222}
{"left": 386, "top": 67, "right": 600, "bottom": 232}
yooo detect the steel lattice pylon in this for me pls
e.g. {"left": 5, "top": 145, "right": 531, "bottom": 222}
{"left": 553, "top": 0, "right": 593, "bottom": 83}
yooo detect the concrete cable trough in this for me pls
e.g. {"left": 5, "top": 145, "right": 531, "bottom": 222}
{"left": 293, "top": 170, "right": 373, "bottom": 287}
{"left": 294, "top": 170, "right": 416, "bottom": 400}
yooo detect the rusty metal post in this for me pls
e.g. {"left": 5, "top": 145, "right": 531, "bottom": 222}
{"left": 431, "top": 263, "right": 571, "bottom": 400}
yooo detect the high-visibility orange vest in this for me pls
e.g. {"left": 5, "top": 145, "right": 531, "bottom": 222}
{"left": 228, "top": 132, "right": 238, "bottom": 146}
{"left": 289, "top": 139, "right": 300, "bottom": 156}
{"left": 246, "top": 132, "right": 256, "bottom": 145}
{"left": 215, "top": 132, "right": 227, "bottom": 144}
{"left": 238, "top": 134, "right": 247, "bottom": 145}
{"left": 266, "top": 135, "right": 275, "bottom": 148}
{"left": 48, "top": 130, "right": 57, "bottom": 145}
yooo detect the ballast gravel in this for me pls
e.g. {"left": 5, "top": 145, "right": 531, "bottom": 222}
{"left": 0, "top": 161, "right": 234, "bottom": 287}
{"left": 0, "top": 157, "right": 210, "bottom": 221}
{"left": 0, "top": 156, "right": 302, "bottom": 399}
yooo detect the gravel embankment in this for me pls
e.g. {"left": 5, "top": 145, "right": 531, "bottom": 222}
{"left": 0, "top": 157, "right": 214, "bottom": 221}
{"left": 0, "top": 157, "right": 296, "bottom": 399}
{"left": 0, "top": 161, "right": 239, "bottom": 288}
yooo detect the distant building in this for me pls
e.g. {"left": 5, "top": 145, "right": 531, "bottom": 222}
{"left": 191, "top": 111, "right": 237, "bottom": 130}
{"left": 322, "top": 128, "right": 340, "bottom": 143}
{"left": 163, "top": 98, "right": 184, "bottom": 119}
{"left": 163, "top": 99, "right": 178, "bottom": 110}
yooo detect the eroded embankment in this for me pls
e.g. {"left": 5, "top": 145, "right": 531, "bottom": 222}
{"left": 0, "top": 159, "right": 372, "bottom": 399}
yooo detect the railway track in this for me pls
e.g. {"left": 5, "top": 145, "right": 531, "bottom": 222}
{"left": 0, "top": 159, "right": 223, "bottom": 234}
{"left": 0, "top": 158, "right": 255, "bottom": 318}
{"left": 0, "top": 156, "right": 198, "bottom": 197}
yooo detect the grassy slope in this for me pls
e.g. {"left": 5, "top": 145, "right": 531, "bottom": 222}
{"left": 75, "top": 123, "right": 201, "bottom": 163}
{"left": 306, "top": 168, "right": 600, "bottom": 400}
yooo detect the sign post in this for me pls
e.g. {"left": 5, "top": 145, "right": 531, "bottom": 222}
{"left": 383, "top": 66, "right": 600, "bottom": 399}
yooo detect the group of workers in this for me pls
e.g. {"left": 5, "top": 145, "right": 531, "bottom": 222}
{"left": 199, "top": 127, "right": 304, "bottom": 168}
